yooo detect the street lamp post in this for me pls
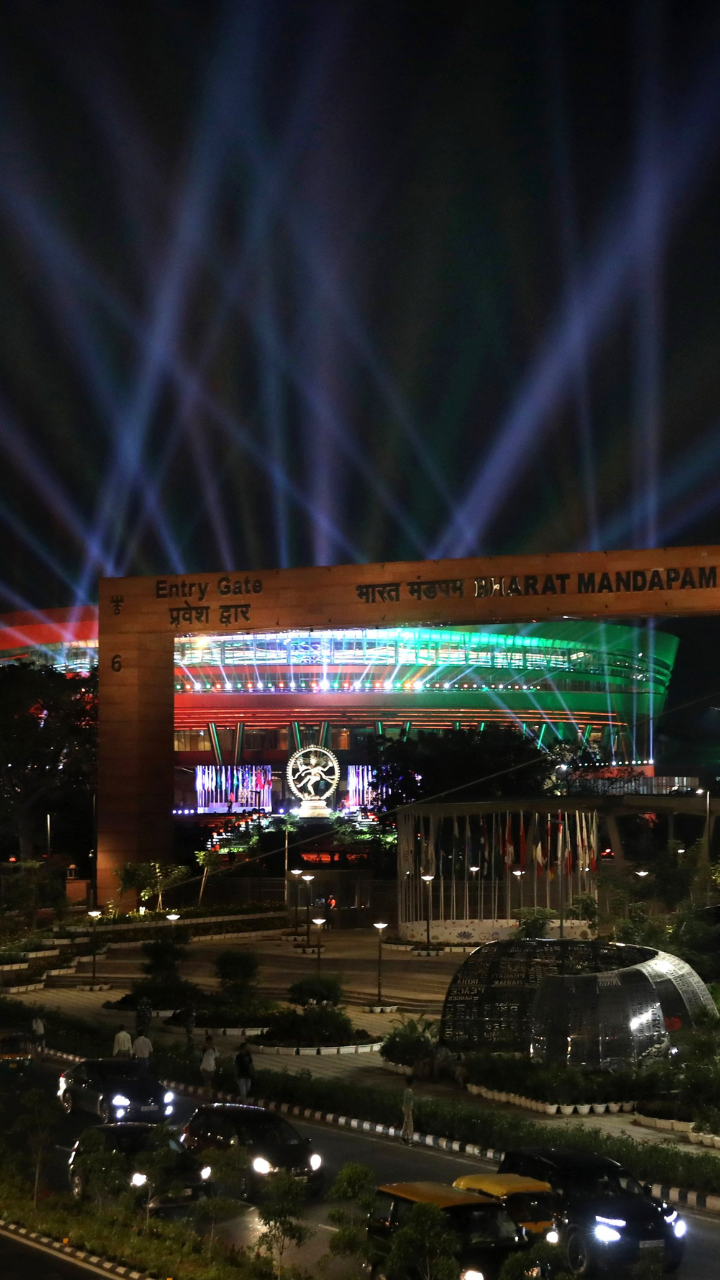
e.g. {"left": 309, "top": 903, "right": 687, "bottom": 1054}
{"left": 290, "top": 868, "right": 303, "bottom": 937}
{"left": 469, "top": 865, "right": 480, "bottom": 921}
{"left": 302, "top": 873, "right": 314, "bottom": 948}
{"left": 312, "top": 917, "right": 326, "bottom": 975}
{"left": 421, "top": 874, "right": 434, "bottom": 952}
{"left": 374, "top": 922, "right": 387, "bottom": 1005}
{"left": 88, "top": 909, "right": 101, "bottom": 982}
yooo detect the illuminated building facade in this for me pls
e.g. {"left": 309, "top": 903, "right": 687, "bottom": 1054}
{"left": 0, "top": 606, "right": 677, "bottom": 814}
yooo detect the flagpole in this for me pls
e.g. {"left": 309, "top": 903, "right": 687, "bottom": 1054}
{"left": 558, "top": 813, "right": 565, "bottom": 939}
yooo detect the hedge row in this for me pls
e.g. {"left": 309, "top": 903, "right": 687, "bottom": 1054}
{"left": 0, "top": 1169, "right": 272, "bottom": 1280}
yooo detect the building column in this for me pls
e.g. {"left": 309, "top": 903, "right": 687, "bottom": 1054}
{"left": 97, "top": 629, "right": 175, "bottom": 905}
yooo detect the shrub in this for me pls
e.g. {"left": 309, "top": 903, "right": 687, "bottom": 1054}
{"left": 259, "top": 1005, "right": 357, "bottom": 1047}
{"left": 288, "top": 974, "right": 345, "bottom": 1007}
{"left": 215, "top": 949, "right": 259, "bottom": 989}
{"left": 515, "top": 907, "right": 555, "bottom": 939}
{"left": 380, "top": 1016, "right": 437, "bottom": 1067}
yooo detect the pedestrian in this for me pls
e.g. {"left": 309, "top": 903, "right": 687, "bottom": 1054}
{"left": 201, "top": 1038, "right": 218, "bottom": 1093}
{"left": 401, "top": 1084, "right": 414, "bottom": 1145}
{"left": 234, "top": 1039, "right": 254, "bottom": 1099}
{"left": 113, "top": 1024, "right": 132, "bottom": 1058}
{"left": 132, "top": 1030, "right": 153, "bottom": 1067}
{"left": 31, "top": 1014, "right": 45, "bottom": 1056}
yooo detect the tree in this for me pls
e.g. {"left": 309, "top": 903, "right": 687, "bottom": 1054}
{"left": 257, "top": 1169, "right": 313, "bottom": 1264}
{"left": 116, "top": 860, "right": 189, "bottom": 910}
{"left": 196, "top": 847, "right": 223, "bottom": 903}
{"left": 0, "top": 663, "right": 96, "bottom": 858}
{"left": 326, "top": 1162, "right": 377, "bottom": 1268}
{"left": 13, "top": 1087, "right": 59, "bottom": 1206}
{"left": 384, "top": 1202, "right": 461, "bottom": 1280}
{"left": 368, "top": 725, "right": 577, "bottom": 819}
{"left": 215, "top": 949, "right": 260, "bottom": 992}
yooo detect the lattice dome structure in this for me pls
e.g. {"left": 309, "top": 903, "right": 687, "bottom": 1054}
{"left": 440, "top": 938, "right": 716, "bottom": 1068}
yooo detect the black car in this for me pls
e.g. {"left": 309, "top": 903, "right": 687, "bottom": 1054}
{"left": 181, "top": 1103, "right": 323, "bottom": 1198}
{"left": 367, "top": 1182, "right": 536, "bottom": 1280}
{"left": 58, "top": 1058, "right": 174, "bottom": 1123}
{"left": 499, "top": 1148, "right": 686, "bottom": 1275}
{"left": 68, "top": 1124, "right": 213, "bottom": 1210}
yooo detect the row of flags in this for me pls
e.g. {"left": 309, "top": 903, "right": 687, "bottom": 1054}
{"left": 418, "top": 811, "right": 599, "bottom": 877}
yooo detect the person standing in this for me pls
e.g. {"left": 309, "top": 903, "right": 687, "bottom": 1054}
{"left": 113, "top": 1024, "right": 132, "bottom": 1058}
{"left": 234, "top": 1039, "right": 254, "bottom": 1099}
{"left": 31, "top": 1015, "right": 45, "bottom": 1056}
{"left": 401, "top": 1084, "right": 414, "bottom": 1145}
{"left": 132, "top": 1030, "right": 153, "bottom": 1068}
{"left": 201, "top": 1038, "right": 218, "bottom": 1093}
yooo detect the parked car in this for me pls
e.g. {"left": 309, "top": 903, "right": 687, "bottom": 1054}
{"left": 58, "top": 1058, "right": 174, "bottom": 1123}
{"left": 453, "top": 1172, "right": 558, "bottom": 1238}
{"left": 498, "top": 1147, "right": 686, "bottom": 1275}
{"left": 0, "top": 1032, "right": 33, "bottom": 1078}
{"left": 180, "top": 1103, "right": 323, "bottom": 1198}
{"left": 367, "top": 1181, "right": 536, "bottom": 1280}
{"left": 68, "top": 1123, "right": 213, "bottom": 1210}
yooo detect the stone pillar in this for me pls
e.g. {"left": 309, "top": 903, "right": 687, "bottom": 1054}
{"left": 97, "top": 626, "right": 175, "bottom": 906}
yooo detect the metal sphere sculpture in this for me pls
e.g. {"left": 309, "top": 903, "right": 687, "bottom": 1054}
{"left": 440, "top": 938, "right": 716, "bottom": 1068}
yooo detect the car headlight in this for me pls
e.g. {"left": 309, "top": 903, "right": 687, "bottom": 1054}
{"left": 164, "top": 1090, "right": 174, "bottom": 1104}
{"left": 673, "top": 1219, "right": 687, "bottom": 1239}
{"left": 594, "top": 1225, "right": 621, "bottom": 1243}
{"left": 112, "top": 1094, "right": 131, "bottom": 1107}
{"left": 252, "top": 1157, "right": 273, "bottom": 1175}
{"left": 130, "top": 1172, "right": 148, "bottom": 1187}
{"left": 596, "top": 1216, "right": 626, "bottom": 1227}
{"left": 201, "top": 1166, "right": 212, "bottom": 1180}
{"left": 664, "top": 1209, "right": 677, "bottom": 1223}
{"left": 116, "top": 1108, "right": 126, "bottom": 1118}
{"left": 309, "top": 1153, "right": 322, "bottom": 1172}
{"left": 164, "top": 1105, "right": 174, "bottom": 1115}
{"left": 546, "top": 1229, "right": 559, "bottom": 1244}
{"left": 460, "top": 1270, "right": 485, "bottom": 1280}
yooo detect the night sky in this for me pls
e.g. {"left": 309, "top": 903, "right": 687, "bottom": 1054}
{"left": 2, "top": 1, "right": 720, "bottom": 723}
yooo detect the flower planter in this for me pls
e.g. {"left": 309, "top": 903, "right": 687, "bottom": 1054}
{"left": 592, "top": 1103, "right": 608, "bottom": 1115}
{"left": 607, "top": 1102, "right": 621, "bottom": 1114}
{"left": 576, "top": 1104, "right": 591, "bottom": 1116}
{"left": 466, "top": 1083, "right": 482, "bottom": 1096}
{"left": 621, "top": 1101, "right": 636, "bottom": 1113}
{"left": 713, "top": 1136, "right": 720, "bottom": 1150}
{"left": 544, "top": 1103, "right": 559, "bottom": 1115}
{"left": 688, "top": 1130, "right": 703, "bottom": 1145}
{"left": 497, "top": 1092, "right": 508, "bottom": 1103}
{"left": 560, "top": 1104, "right": 575, "bottom": 1116}
{"left": 702, "top": 1133, "right": 715, "bottom": 1147}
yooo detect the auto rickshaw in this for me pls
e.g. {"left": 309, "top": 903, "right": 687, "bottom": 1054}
{"left": 453, "top": 1172, "right": 558, "bottom": 1237}
{"left": 0, "top": 1031, "right": 33, "bottom": 1078}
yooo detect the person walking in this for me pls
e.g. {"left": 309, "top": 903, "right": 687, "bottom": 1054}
{"left": 113, "top": 1024, "right": 132, "bottom": 1058}
{"left": 201, "top": 1038, "right": 218, "bottom": 1093}
{"left": 132, "top": 1031, "right": 153, "bottom": 1068}
{"left": 31, "top": 1015, "right": 45, "bottom": 1056}
{"left": 401, "top": 1084, "right": 414, "bottom": 1145}
{"left": 234, "top": 1039, "right": 254, "bottom": 1099}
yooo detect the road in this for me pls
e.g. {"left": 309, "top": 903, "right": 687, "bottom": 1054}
{"left": 1, "top": 1058, "right": 718, "bottom": 1277}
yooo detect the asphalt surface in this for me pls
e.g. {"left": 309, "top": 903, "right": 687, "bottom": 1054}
{"left": 0, "top": 1058, "right": 718, "bottom": 1277}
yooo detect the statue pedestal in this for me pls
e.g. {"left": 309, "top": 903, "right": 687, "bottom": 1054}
{"left": 298, "top": 798, "right": 331, "bottom": 818}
